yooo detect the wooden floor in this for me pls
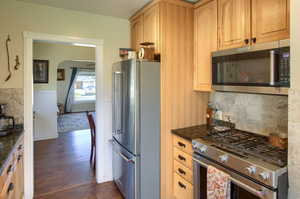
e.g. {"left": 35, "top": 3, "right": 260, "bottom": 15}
{"left": 34, "top": 130, "right": 123, "bottom": 199}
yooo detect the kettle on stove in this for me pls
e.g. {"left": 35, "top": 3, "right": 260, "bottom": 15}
{"left": 0, "top": 104, "right": 15, "bottom": 133}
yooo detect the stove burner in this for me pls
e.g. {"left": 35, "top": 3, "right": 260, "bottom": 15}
{"left": 201, "top": 129, "right": 287, "bottom": 167}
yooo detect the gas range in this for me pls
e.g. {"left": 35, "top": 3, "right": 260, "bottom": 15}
{"left": 192, "top": 128, "right": 288, "bottom": 190}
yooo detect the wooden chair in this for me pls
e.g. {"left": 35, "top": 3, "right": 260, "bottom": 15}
{"left": 86, "top": 112, "right": 96, "bottom": 171}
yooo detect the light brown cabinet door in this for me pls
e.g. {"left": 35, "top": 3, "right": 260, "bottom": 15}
{"left": 194, "top": 0, "right": 218, "bottom": 91}
{"left": 131, "top": 16, "right": 144, "bottom": 51}
{"left": 14, "top": 153, "right": 24, "bottom": 199}
{"left": 251, "top": 0, "right": 289, "bottom": 44}
{"left": 218, "top": 0, "right": 251, "bottom": 49}
{"left": 143, "top": 4, "right": 160, "bottom": 53}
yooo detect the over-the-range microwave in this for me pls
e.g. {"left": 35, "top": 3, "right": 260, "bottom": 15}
{"left": 212, "top": 40, "right": 290, "bottom": 95}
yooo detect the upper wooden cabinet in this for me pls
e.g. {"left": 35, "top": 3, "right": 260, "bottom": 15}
{"left": 131, "top": 16, "right": 144, "bottom": 52}
{"left": 143, "top": 4, "right": 160, "bottom": 53}
{"left": 130, "top": 4, "right": 160, "bottom": 53}
{"left": 194, "top": 0, "right": 218, "bottom": 91}
{"left": 251, "top": 0, "right": 290, "bottom": 44}
{"left": 218, "top": 0, "right": 290, "bottom": 50}
{"left": 218, "top": 0, "right": 251, "bottom": 50}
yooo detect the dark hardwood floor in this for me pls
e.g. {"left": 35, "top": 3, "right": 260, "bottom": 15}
{"left": 34, "top": 130, "right": 123, "bottom": 199}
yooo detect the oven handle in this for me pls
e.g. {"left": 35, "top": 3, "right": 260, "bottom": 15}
{"left": 193, "top": 158, "right": 267, "bottom": 199}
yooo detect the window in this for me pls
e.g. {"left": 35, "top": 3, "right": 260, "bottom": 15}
{"left": 74, "top": 71, "right": 96, "bottom": 102}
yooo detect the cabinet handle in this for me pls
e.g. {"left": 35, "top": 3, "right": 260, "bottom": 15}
{"left": 178, "top": 155, "right": 186, "bottom": 161}
{"left": 7, "top": 165, "right": 12, "bottom": 174}
{"left": 244, "top": 39, "right": 249, "bottom": 44}
{"left": 7, "top": 183, "right": 14, "bottom": 194}
{"left": 18, "top": 154, "right": 22, "bottom": 161}
{"left": 177, "top": 142, "right": 186, "bottom": 148}
{"left": 178, "top": 181, "right": 186, "bottom": 189}
{"left": 178, "top": 168, "right": 186, "bottom": 175}
{"left": 18, "top": 144, "right": 23, "bottom": 151}
{"left": 252, "top": 37, "right": 257, "bottom": 43}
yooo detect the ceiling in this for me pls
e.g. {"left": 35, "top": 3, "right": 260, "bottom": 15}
{"left": 17, "top": 0, "right": 152, "bottom": 19}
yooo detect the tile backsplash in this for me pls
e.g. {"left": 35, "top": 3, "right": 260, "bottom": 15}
{"left": 0, "top": 88, "right": 23, "bottom": 124}
{"left": 210, "top": 92, "right": 288, "bottom": 136}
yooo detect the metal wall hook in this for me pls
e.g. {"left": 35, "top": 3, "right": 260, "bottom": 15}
{"left": 5, "top": 35, "right": 12, "bottom": 82}
{"left": 14, "top": 55, "right": 20, "bottom": 70}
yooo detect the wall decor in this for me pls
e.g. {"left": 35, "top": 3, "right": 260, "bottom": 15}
{"left": 33, "top": 60, "right": 49, "bottom": 83}
{"left": 14, "top": 55, "right": 20, "bottom": 70}
{"left": 5, "top": 35, "right": 12, "bottom": 82}
{"left": 57, "top": 68, "right": 65, "bottom": 81}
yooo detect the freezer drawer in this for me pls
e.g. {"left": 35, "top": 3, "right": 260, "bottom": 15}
{"left": 112, "top": 139, "right": 138, "bottom": 199}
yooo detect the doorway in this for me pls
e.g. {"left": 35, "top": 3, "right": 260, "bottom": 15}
{"left": 23, "top": 32, "right": 113, "bottom": 199}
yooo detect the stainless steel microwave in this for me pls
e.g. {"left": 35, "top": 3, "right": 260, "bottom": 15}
{"left": 212, "top": 40, "right": 290, "bottom": 95}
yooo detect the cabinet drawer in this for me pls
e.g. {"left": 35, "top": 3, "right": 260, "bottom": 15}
{"left": 173, "top": 173, "right": 193, "bottom": 199}
{"left": 0, "top": 156, "right": 15, "bottom": 192}
{"left": 173, "top": 135, "right": 193, "bottom": 155}
{"left": 173, "top": 147, "right": 193, "bottom": 169}
{"left": 0, "top": 168, "right": 15, "bottom": 199}
{"left": 173, "top": 160, "right": 193, "bottom": 184}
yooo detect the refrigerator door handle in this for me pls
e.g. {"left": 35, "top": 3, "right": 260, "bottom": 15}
{"left": 119, "top": 152, "right": 135, "bottom": 164}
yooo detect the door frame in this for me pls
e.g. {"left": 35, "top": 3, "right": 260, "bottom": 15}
{"left": 23, "top": 32, "right": 112, "bottom": 199}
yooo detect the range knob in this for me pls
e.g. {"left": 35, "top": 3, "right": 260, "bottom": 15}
{"left": 219, "top": 154, "right": 229, "bottom": 163}
{"left": 192, "top": 142, "right": 202, "bottom": 150}
{"left": 199, "top": 145, "right": 208, "bottom": 153}
{"left": 245, "top": 166, "right": 256, "bottom": 175}
{"left": 259, "top": 172, "right": 270, "bottom": 180}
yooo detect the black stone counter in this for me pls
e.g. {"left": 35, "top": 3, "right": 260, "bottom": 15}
{"left": 0, "top": 130, "right": 24, "bottom": 174}
{"left": 171, "top": 124, "right": 209, "bottom": 141}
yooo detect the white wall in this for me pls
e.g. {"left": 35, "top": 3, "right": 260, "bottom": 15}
{"left": 33, "top": 90, "right": 58, "bottom": 140}
{"left": 0, "top": 0, "right": 130, "bottom": 100}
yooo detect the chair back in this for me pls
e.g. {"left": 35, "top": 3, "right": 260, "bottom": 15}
{"left": 86, "top": 112, "right": 96, "bottom": 132}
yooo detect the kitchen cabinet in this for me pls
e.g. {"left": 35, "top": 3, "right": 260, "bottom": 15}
{"left": 173, "top": 135, "right": 194, "bottom": 199}
{"left": 0, "top": 136, "right": 24, "bottom": 199}
{"left": 218, "top": 0, "right": 251, "bottom": 50}
{"left": 194, "top": 0, "right": 218, "bottom": 91}
{"left": 218, "top": 0, "right": 290, "bottom": 49}
{"left": 130, "top": 1, "right": 209, "bottom": 199}
{"left": 130, "top": 4, "right": 160, "bottom": 53}
{"left": 131, "top": 16, "right": 144, "bottom": 51}
{"left": 251, "top": 0, "right": 290, "bottom": 44}
{"left": 143, "top": 4, "right": 160, "bottom": 53}
{"left": 173, "top": 173, "right": 193, "bottom": 199}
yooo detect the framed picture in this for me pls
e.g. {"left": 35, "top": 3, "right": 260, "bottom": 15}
{"left": 33, "top": 60, "right": 49, "bottom": 83}
{"left": 57, "top": 69, "right": 65, "bottom": 81}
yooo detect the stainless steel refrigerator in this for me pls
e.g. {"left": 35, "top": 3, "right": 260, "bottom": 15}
{"left": 112, "top": 59, "right": 160, "bottom": 199}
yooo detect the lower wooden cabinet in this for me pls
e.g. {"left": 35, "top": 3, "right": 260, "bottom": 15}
{"left": 173, "top": 135, "right": 194, "bottom": 199}
{"left": 173, "top": 173, "right": 193, "bottom": 199}
{"left": 0, "top": 136, "right": 24, "bottom": 199}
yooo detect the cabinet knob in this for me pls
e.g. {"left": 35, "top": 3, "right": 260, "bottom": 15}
{"left": 244, "top": 39, "right": 249, "bottom": 44}
{"left": 178, "top": 155, "right": 186, "bottom": 161}
{"left": 178, "top": 168, "right": 186, "bottom": 175}
{"left": 178, "top": 181, "right": 186, "bottom": 189}
{"left": 177, "top": 142, "right": 186, "bottom": 148}
{"left": 7, "top": 183, "right": 14, "bottom": 194}
{"left": 7, "top": 165, "right": 12, "bottom": 174}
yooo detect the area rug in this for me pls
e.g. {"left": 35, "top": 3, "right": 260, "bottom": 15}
{"left": 57, "top": 112, "right": 93, "bottom": 133}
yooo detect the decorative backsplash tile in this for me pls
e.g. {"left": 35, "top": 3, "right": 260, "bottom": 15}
{"left": 0, "top": 88, "right": 23, "bottom": 124}
{"left": 210, "top": 92, "right": 288, "bottom": 136}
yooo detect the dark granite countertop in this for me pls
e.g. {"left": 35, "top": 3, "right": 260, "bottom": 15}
{"left": 0, "top": 130, "right": 24, "bottom": 174}
{"left": 171, "top": 124, "right": 210, "bottom": 141}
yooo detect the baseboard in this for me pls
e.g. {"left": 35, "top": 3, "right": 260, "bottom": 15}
{"left": 34, "top": 135, "right": 58, "bottom": 141}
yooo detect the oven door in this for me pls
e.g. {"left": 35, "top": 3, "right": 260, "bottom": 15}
{"left": 193, "top": 153, "right": 277, "bottom": 199}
